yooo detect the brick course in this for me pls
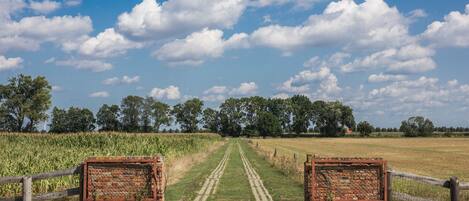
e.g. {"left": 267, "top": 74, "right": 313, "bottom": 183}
{"left": 82, "top": 156, "right": 165, "bottom": 201}
{"left": 304, "top": 155, "right": 387, "bottom": 201}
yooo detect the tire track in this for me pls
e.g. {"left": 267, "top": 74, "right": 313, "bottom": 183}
{"left": 238, "top": 143, "right": 273, "bottom": 201}
{"left": 193, "top": 144, "right": 232, "bottom": 201}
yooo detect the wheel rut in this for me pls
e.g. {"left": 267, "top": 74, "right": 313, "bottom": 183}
{"left": 238, "top": 143, "right": 273, "bottom": 201}
{"left": 193, "top": 144, "right": 232, "bottom": 201}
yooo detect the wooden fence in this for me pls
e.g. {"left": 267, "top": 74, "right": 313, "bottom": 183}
{"left": 0, "top": 165, "right": 82, "bottom": 201}
{"left": 388, "top": 170, "right": 469, "bottom": 201}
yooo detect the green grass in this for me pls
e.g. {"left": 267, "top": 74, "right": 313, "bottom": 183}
{"left": 165, "top": 143, "right": 229, "bottom": 201}
{"left": 0, "top": 133, "right": 221, "bottom": 197}
{"left": 239, "top": 141, "right": 304, "bottom": 201}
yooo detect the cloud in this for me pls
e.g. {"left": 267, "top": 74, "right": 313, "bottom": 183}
{"left": 117, "top": 0, "right": 246, "bottom": 39}
{"left": 368, "top": 73, "right": 407, "bottom": 83}
{"left": 422, "top": 4, "right": 469, "bottom": 47}
{"left": 278, "top": 67, "right": 341, "bottom": 99}
{"left": 0, "top": 55, "right": 23, "bottom": 71}
{"left": 272, "top": 93, "right": 290, "bottom": 99}
{"left": 340, "top": 43, "right": 436, "bottom": 73}
{"left": 64, "top": 0, "right": 81, "bottom": 6}
{"left": 149, "top": 85, "right": 181, "bottom": 100}
{"left": 250, "top": 0, "right": 412, "bottom": 53}
{"left": 0, "top": 0, "right": 26, "bottom": 20}
{"left": 29, "top": 0, "right": 61, "bottom": 14}
{"left": 153, "top": 28, "right": 249, "bottom": 65}
{"left": 229, "top": 82, "right": 258, "bottom": 95}
{"left": 204, "top": 86, "right": 228, "bottom": 94}
{"left": 51, "top": 85, "right": 63, "bottom": 92}
{"left": 89, "top": 91, "right": 110, "bottom": 98}
{"left": 408, "top": 9, "right": 427, "bottom": 19}
{"left": 0, "top": 15, "right": 92, "bottom": 52}
{"left": 77, "top": 28, "right": 142, "bottom": 58}
{"left": 202, "top": 82, "right": 258, "bottom": 101}
{"left": 103, "top": 75, "right": 140, "bottom": 85}
{"left": 249, "top": 0, "right": 325, "bottom": 10}
{"left": 55, "top": 59, "right": 112, "bottom": 72}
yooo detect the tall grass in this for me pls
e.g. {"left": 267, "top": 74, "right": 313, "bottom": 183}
{"left": 0, "top": 132, "right": 221, "bottom": 197}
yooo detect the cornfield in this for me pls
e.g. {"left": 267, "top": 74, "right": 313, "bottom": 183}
{"left": 0, "top": 132, "right": 221, "bottom": 197}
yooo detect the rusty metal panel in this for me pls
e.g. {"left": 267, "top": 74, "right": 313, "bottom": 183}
{"left": 305, "top": 156, "right": 387, "bottom": 201}
{"left": 82, "top": 156, "right": 165, "bottom": 201}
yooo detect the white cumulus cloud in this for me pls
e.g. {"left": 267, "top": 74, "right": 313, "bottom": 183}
{"left": 0, "top": 55, "right": 23, "bottom": 71}
{"left": 422, "top": 4, "right": 469, "bottom": 47}
{"left": 153, "top": 28, "right": 249, "bottom": 65}
{"left": 149, "top": 85, "right": 181, "bottom": 100}
{"left": 55, "top": 59, "right": 112, "bottom": 72}
{"left": 29, "top": 0, "right": 61, "bottom": 14}
{"left": 103, "top": 75, "right": 140, "bottom": 85}
{"left": 77, "top": 28, "right": 142, "bottom": 58}
{"left": 89, "top": 91, "right": 110, "bottom": 98}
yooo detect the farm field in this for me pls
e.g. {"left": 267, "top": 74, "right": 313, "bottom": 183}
{"left": 0, "top": 133, "right": 222, "bottom": 197}
{"left": 251, "top": 137, "right": 469, "bottom": 180}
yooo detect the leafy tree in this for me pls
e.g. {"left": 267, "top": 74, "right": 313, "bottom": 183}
{"left": 67, "top": 107, "right": 95, "bottom": 132}
{"left": 241, "top": 96, "right": 267, "bottom": 135}
{"left": 172, "top": 98, "right": 203, "bottom": 133}
{"left": 267, "top": 98, "right": 291, "bottom": 133}
{"left": 256, "top": 111, "right": 282, "bottom": 137}
{"left": 120, "top": 95, "right": 144, "bottom": 132}
{"left": 49, "top": 107, "right": 68, "bottom": 133}
{"left": 49, "top": 107, "right": 95, "bottom": 133}
{"left": 202, "top": 108, "right": 220, "bottom": 133}
{"left": 151, "top": 101, "right": 172, "bottom": 132}
{"left": 357, "top": 121, "right": 374, "bottom": 137}
{"left": 290, "top": 95, "right": 312, "bottom": 134}
{"left": 400, "top": 116, "right": 434, "bottom": 137}
{"left": 97, "top": 104, "right": 121, "bottom": 131}
{"left": 219, "top": 98, "right": 244, "bottom": 137}
{"left": 314, "top": 101, "right": 356, "bottom": 137}
{"left": 141, "top": 97, "right": 155, "bottom": 132}
{"left": 0, "top": 74, "right": 51, "bottom": 132}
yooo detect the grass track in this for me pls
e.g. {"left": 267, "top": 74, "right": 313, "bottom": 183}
{"left": 165, "top": 143, "right": 229, "bottom": 201}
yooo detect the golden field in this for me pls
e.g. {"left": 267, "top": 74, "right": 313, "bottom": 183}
{"left": 252, "top": 137, "right": 469, "bottom": 180}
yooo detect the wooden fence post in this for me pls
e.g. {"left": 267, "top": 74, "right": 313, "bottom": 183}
{"left": 450, "top": 176, "right": 459, "bottom": 201}
{"left": 273, "top": 148, "right": 277, "bottom": 157}
{"left": 387, "top": 170, "right": 392, "bottom": 201}
{"left": 22, "top": 176, "right": 32, "bottom": 201}
{"left": 293, "top": 153, "right": 297, "bottom": 162}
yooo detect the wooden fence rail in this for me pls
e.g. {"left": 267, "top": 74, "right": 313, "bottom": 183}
{"left": 388, "top": 170, "right": 469, "bottom": 201}
{"left": 0, "top": 165, "right": 82, "bottom": 201}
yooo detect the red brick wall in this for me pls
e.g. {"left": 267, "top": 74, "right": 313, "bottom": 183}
{"left": 304, "top": 156, "right": 387, "bottom": 201}
{"left": 82, "top": 156, "right": 165, "bottom": 201}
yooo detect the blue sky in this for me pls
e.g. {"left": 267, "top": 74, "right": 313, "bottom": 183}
{"left": 1, "top": 0, "right": 469, "bottom": 128}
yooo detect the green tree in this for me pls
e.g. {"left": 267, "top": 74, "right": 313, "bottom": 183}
{"left": 400, "top": 116, "right": 434, "bottom": 137}
{"left": 357, "top": 121, "right": 374, "bottom": 137}
{"left": 267, "top": 98, "right": 291, "bottom": 133}
{"left": 49, "top": 107, "right": 95, "bottom": 133}
{"left": 151, "top": 101, "right": 172, "bottom": 132}
{"left": 241, "top": 96, "right": 267, "bottom": 136}
{"left": 314, "top": 101, "right": 356, "bottom": 137}
{"left": 96, "top": 104, "right": 121, "bottom": 131}
{"left": 0, "top": 74, "right": 51, "bottom": 132}
{"left": 66, "top": 107, "right": 95, "bottom": 132}
{"left": 141, "top": 97, "right": 155, "bottom": 132}
{"left": 172, "top": 98, "right": 203, "bottom": 133}
{"left": 290, "top": 95, "right": 312, "bottom": 134}
{"left": 256, "top": 111, "right": 282, "bottom": 137}
{"left": 219, "top": 98, "right": 244, "bottom": 137}
{"left": 202, "top": 108, "right": 220, "bottom": 133}
{"left": 49, "top": 107, "right": 68, "bottom": 133}
{"left": 120, "top": 95, "right": 144, "bottom": 132}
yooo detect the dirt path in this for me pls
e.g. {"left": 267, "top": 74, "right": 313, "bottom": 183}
{"left": 238, "top": 143, "right": 273, "bottom": 201}
{"left": 193, "top": 144, "right": 232, "bottom": 201}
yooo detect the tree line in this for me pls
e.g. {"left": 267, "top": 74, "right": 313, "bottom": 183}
{"left": 2, "top": 74, "right": 466, "bottom": 137}
{"left": 0, "top": 74, "right": 357, "bottom": 136}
